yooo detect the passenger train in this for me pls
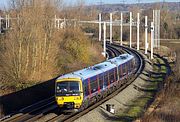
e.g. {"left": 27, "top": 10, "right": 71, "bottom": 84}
{"left": 55, "top": 54, "right": 136, "bottom": 112}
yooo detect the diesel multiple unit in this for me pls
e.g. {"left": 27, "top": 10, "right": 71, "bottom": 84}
{"left": 55, "top": 54, "right": 136, "bottom": 112}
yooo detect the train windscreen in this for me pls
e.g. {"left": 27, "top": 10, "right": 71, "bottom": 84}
{"left": 56, "top": 81, "right": 80, "bottom": 96}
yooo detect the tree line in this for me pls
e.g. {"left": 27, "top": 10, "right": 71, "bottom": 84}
{"left": 0, "top": 0, "right": 104, "bottom": 95}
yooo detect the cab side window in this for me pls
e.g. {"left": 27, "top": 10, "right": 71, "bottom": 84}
{"left": 83, "top": 81, "right": 88, "bottom": 96}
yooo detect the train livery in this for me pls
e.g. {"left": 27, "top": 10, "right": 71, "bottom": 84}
{"left": 55, "top": 54, "right": 136, "bottom": 112}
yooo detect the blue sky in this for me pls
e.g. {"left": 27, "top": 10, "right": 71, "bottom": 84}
{"left": 85, "top": 0, "right": 180, "bottom": 5}
{"left": 0, "top": 0, "right": 179, "bottom": 9}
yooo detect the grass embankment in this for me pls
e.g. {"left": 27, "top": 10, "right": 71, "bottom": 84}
{"left": 140, "top": 43, "right": 180, "bottom": 122}
{"left": 117, "top": 56, "right": 167, "bottom": 122}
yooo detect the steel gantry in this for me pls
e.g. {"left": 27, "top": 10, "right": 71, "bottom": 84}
{"left": 0, "top": 10, "right": 160, "bottom": 59}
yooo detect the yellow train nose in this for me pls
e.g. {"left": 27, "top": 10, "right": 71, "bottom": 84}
{"left": 74, "top": 96, "right": 81, "bottom": 100}
{"left": 56, "top": 97, "right": 64, "bottom": 101}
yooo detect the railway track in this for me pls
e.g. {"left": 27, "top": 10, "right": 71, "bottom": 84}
{"left": 1, "top": 43, "right": 144, "bottom": 122}
{"left": 1, "top": 97, "right": 57, "bottom": 122}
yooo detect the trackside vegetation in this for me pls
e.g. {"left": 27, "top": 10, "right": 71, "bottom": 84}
{"left": 0, "top": 0, "right": 104, "bottom": 95}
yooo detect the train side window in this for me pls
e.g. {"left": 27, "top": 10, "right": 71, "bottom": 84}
{"left": 131, "top": 60, "right": 133, "bottom": 69}
{"left": 115, "top": 68, "right": 118, "bottom": 81}
{"left": 119, "top": 65, "right": 122, "bottom": 78}
{"left": 119, "top": 65, "right": 121, "bottom": 78}
{"left": 104, "top": 73, "right": 108, "bottom": 87}
{"left": 123, "top": 63, "right": 126, "bottom": 74}
{"left": 131, "top": 59, "right": 134, "bottom": 69}
{"left": 127, "top": 61, "right": 129, "bottom": 72}
{"left": 130, "top": 60, "right": 133, "bottom": 70}
{"left": 109, "top": 70, "right": 114, "bottom": 83}
{"left": 126, "top": 62, "right": 128, "bottom": 73}
{"left": 99, "top": 75, "right": 103, "bottom": 89}
{"left": 90, "top": 79, "right": 98, "bottom": 93}
{"left": 129, "top": 61, "right": 131, "bottom": 71}
{"left": 122, "top": 64, "right": 126, "bottom": 75}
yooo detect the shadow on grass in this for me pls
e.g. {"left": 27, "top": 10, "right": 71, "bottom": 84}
{"left": 133, "top": 84, "right": 158, "bottom": 92}
{"left": 139, "top": 69, "right": 167, "bottom": 83}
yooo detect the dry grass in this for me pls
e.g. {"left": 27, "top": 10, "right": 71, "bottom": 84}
{"left": 141, "top": 77, "right": 180, "bottom": 122}
{"left": 141, "top": 40, "right": 180, "bottom": 122}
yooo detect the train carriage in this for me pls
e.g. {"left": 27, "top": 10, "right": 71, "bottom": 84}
{"left": 55, "top": 54, "right": 136, "bottom": 112}
{"left": 81, "top": 61, "right": 117, "bottom": 107}
{"left": 108, "top": 54, "right": 135, "bottom": 79}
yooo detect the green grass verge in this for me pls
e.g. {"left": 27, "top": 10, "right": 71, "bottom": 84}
{"left": 116, "top": 56, "right": 168, "bottom": 122}
{"left": 117, "top": 95, "right": 153, "bottom": 121}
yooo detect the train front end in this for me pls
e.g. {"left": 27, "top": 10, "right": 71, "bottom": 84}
{"left": 55, "top": 78, "right": 83, "bottom": 112}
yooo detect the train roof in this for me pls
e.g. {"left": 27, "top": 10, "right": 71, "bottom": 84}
{"left": 75, "top": 61, "right": 117, "bottom": 80}
{"left": 57, "top": 73, "right": 82, "bottom": 80}
{"left": 57, "top": 61, "right": 116, "bottom": 81}
{"left": 57, "top": 54, "right": 134, "bottom": 81}
{"left": 108, "top": 54, "right": 134, "bottom": 66}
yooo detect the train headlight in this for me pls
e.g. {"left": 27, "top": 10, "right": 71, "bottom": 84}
{"left": 57, "top": 97, "right": 64, "bottom": 101}
{"left": 75, "top": 103, "right": 81, "bottom": 108}
{"left": 74, "top": 96, "right": 81, "bottom": 100}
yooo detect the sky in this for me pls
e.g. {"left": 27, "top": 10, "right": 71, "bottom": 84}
{"left": 85, "top": 0, "right": 180, "bottom": 5}
{"left": 0, "top": 0, "right": 179, "bottom": 9}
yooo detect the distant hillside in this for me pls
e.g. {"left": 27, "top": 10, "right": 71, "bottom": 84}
{"left": 87, "top": 2, "right": 180, "bottom": 12}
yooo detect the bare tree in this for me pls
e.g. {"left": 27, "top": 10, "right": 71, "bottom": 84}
{"left": 0, "top": 0, "right": 60, "bottom": 86}
{"left": 0, "top": 0, "right": 104, "bottom": 94}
